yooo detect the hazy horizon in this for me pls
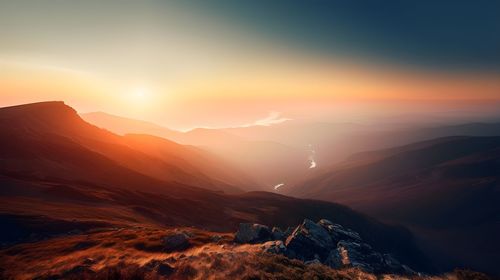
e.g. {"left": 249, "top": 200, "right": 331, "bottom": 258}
{"left": 1, "top": 0, "right": 499, "bottom": 130}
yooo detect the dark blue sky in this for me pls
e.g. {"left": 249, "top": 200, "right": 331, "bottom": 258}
{"left": 185, "top": 0, "right": 500, "bottom": 72}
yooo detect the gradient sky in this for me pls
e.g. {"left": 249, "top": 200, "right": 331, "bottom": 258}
{"left": 1, "top": 0, "right": 499, "bottom": 129}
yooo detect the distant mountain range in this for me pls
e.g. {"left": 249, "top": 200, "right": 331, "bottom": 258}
{"left": 287, "top": 136, "right": 500, "bottom": 275}
{"left": 82, "top": 111, "right": 500, "bottom": 190}
{"left": 82, "top": 111, "right": 311, "bottom": 188}
{"left": 0, "top": 101, "right": 430, "bottom": 272}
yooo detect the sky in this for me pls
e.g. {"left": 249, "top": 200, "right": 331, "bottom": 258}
{"left": 0, "top": 0, "right": 499, "bottom": 130}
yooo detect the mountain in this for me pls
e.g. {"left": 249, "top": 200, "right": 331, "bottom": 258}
{"left": 82, "top": 112, "right": 500, "bottom": 189}
{"left": 0, "top": 101, "right": 431, "bottom": 272}
{"left": 287, "top": 136, "right": 500, "bottom": 275}
{"left": 81, "top": 111, "right": 183, "bottom": 139}
{"left": 82, "top": 111, "right": 310, "bottom": 188}
{"left": 219, "top": 120, "right": 500, "bottom": 173}
{"left": 2, "top": 102, "right": 256, "bottom": 194}
{"left": 121, "top": 133, "right": 260, "bottom": 191}
{"left": 82, "top": 112, "right": 264, "bottom": 189}
{"left": 211, "top": 121, "right": 500, "bottom": 168}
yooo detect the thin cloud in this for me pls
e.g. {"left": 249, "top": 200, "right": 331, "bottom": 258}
{"left": 253, "top": 111, "right": 291, "bottom": 127}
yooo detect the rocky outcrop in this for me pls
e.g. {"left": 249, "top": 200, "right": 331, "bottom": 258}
{"left": 318, "top": 219, "right": 361, "bottom": 242}
{"left": 163, "top": 233, "right": 189, "bottom": 251}
{"left": 236, "top": 219, "right": 417, "bottom": 275}
{"left": 271, "top": 227, "right": 285, "bottom": 241}
{"left": 285, "top": 219, "right": 334, "bottom": 261}
{"left": 261, "top": 240, "right": 287, "bottom": 254}
{"left": 234, "top": 223, "right": 272, "bottom": 243}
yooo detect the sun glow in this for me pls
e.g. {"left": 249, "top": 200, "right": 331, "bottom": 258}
{"left": 131, "top": 87, "right": 151, "bottom": 101}
{"left": 119, "top": 86, "right": 158, "bottom": 117}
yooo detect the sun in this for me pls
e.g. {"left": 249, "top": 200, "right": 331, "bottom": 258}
{"left": 124, "top": 86, "right": 155, "bottom": 111}
{"left": 132, "top": 87, "right": 150, "bottom": 100}
{"left": 126, "top": 86, "right": 155, "bottom": 107}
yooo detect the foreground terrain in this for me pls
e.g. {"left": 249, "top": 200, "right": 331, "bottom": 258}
{"left": 0, "top": 222, "right": 490, "bottom": 280}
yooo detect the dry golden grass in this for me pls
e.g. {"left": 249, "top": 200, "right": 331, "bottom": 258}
{"left": 0, "top": 226, "right": 492, "bottom": 280}
{"left": 0, "top": 226, "right": 232, "bottom": 280}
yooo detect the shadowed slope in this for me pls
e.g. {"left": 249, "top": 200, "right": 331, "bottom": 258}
{"left": 288, "top": 136, "right": 500, "bottom": 274}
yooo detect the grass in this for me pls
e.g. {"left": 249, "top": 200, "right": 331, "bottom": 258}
{"left": 0, "top": 226, "right": 492, "bottom": 280}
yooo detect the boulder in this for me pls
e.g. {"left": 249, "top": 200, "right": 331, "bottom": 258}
{"left": 261, "top": 240, "right": 287, "bottom": 254}
{"left": 143, "top": 259, "right": 175, "bottom": 276}
{"left": 233, "top": 218, "right": 417, "bottom": 275}
{"left": 211, "top": 235, "right": 223, "bottom": 243}
{"left": 336, "top": 240, "right": 385, "bottom": 273}
{"left": 304, "top": 259, "right": 322, "bottom": 265}
{"left": 234, "top": 223, "right": 271, "bottom": 244}
{"left": 318, "top": 219, "right": 361, "bottom": 242}
{"left": 283, "top": 226, "right": 294, "bottom": 239}
{"left": 82, "top": 257, "right": 96, "bottom": 265}
{"left": 324, "top": 248, "right": 343, "bottom": 268}
{"left": 285, "top": 219, "right": 334, "bottom": 261}
{"left": 271, "top": 227, "right": 285, "bottom": 240}
{"left": 163, "top": 233, "right": 189, "bottom": 251}
{"left": 157, "top": 263, "right": 175, "bottom": 276}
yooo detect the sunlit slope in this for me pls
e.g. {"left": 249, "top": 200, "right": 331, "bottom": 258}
{"left": 1, "top": 101, "right": 246, "bottom": 193}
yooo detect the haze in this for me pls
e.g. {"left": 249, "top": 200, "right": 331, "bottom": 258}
{"left": 1, "top": 0, "right": 499, "bottom": 130}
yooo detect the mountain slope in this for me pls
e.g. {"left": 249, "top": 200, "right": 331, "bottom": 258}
{"left": 122, "top": 133, "right": 260, "bottom": 190}
{"left": 81, "top": 111, "right": 182, "bottom": 140}
{"left": 288, "top": 136, "right": 500, "bottom": 274}
{"left": 1, "top": 101, "right": 247, "bottom": 193}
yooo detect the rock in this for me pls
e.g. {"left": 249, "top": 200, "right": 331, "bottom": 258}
{"left": 143, "top": 259, "right": 175, "bottom": 276}
{"left": 211, "top": 235, "right": 223, "bottom": 243}
{"left": 285, "top": 219, "right": 334, "bottom": 261}
{"left": 234, "top": 223, "right": 271, "bottom": 244}
{"left": 233, "top": 218, "right": 417, "bottom": 275}
{"left": 317, "top": 219, "right": 334, "bottom": 227}
{"left": 164, "top": 256, "right": 176, "bottom": 263}
{"left": 183, "top": 230, "right": 195, "bottom": 238}
{"left": 143, "top": 259, "right": 161, "bottom": 269}
{"left": 82, "top": 257, "right": 96, "bottom": 265}
{"left": 318, "top": 219, "right": 361, "bottom": 242}
{"left": 261, "top": 240, "right": 287, "bottom": 254}
{"left": 336, "top": 240, "right": 385, "bottom": 273}
{"left": 304, "top": 259, "right": 322, "bottom": 265}
{"left": 62, "top": 265, "right": 95, "bottom": 277}
{"left": 283, "top": 226, "right": 294, "bottom": 239}
{"left": 383, "top": 254, "right": 417, "bottom": 275}
{"left": 157, "top": 263, "right": 175, "bottom": 276}
{"left": 334, "top": 241, "right": 416, "bottom": 274}
{"left": 324, "top": 248, "right": 343, "bottom": 268}
{"left": 163, "top": 233, "right": 189, "bottom": 251}
{"left": 271, "top": 227, "right": 285, "bottom": 240}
